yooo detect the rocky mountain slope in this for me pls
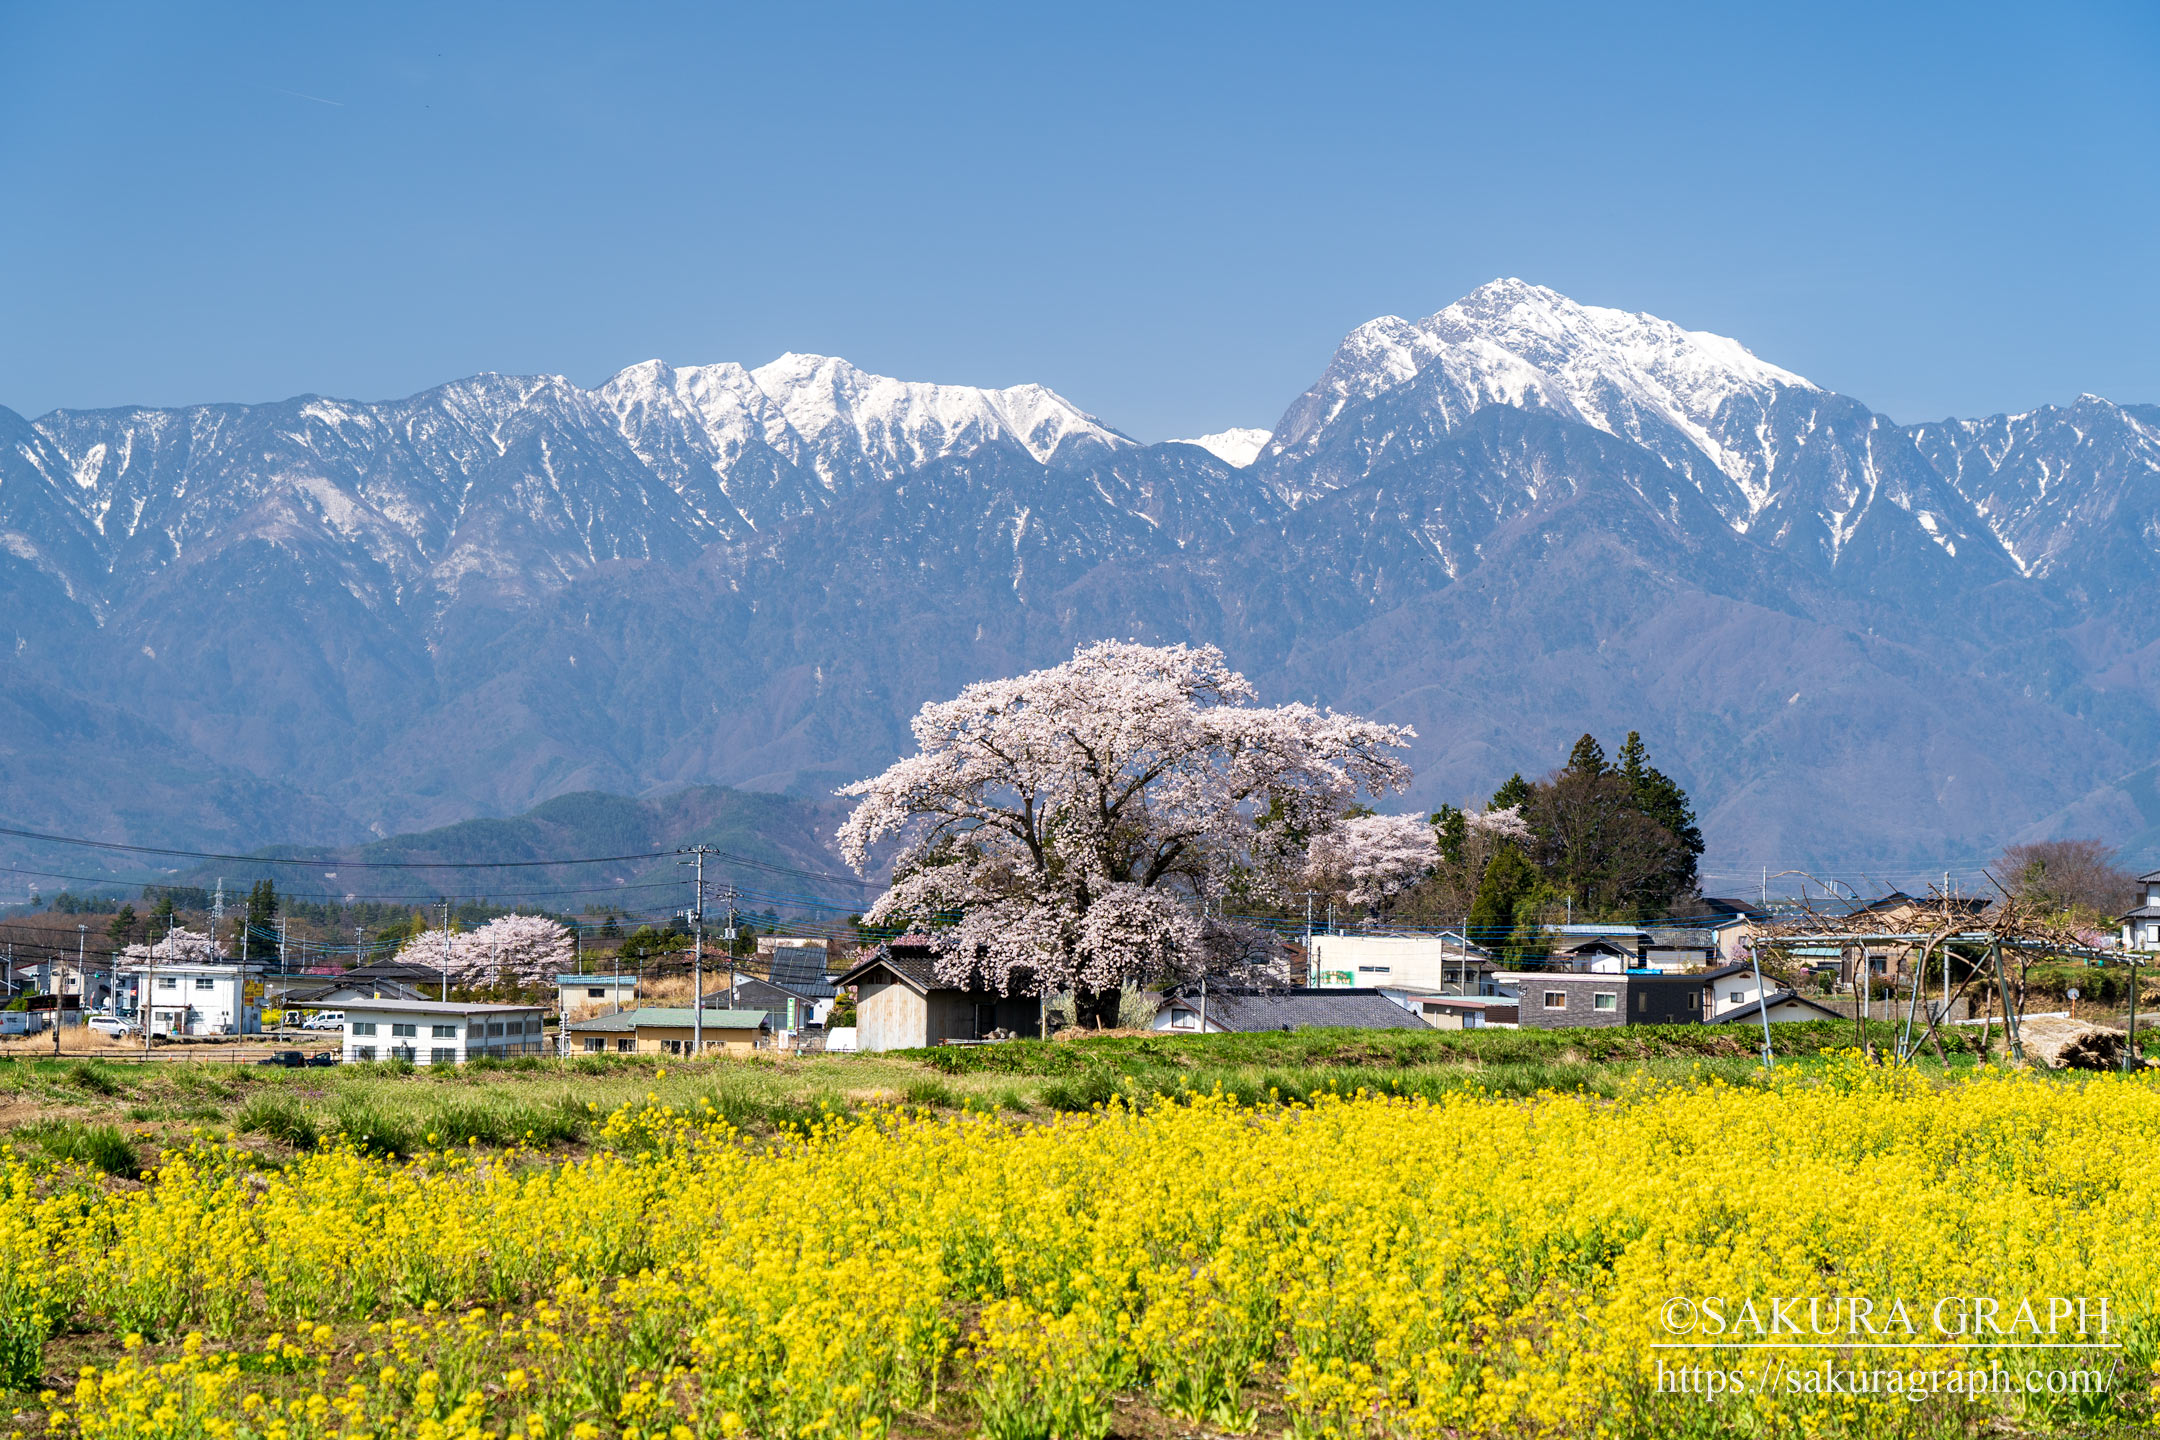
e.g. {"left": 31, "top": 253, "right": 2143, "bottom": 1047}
{"left": 5, "top": 279, "right": 2158, "bottom": 880}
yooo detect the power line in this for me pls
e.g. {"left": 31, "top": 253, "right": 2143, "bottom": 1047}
{"left": 0, "top": 820, "right": 881, "bottom": 890}
{"left": 0, "top": 822, "right": 674, "bottom": 870}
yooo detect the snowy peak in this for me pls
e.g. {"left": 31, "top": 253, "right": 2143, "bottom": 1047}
{"left": 1270, "top": 278, "right": 1819, "bottom": 510}
{"left": 1171, "top": 427, "right": 1272, "bottom": 467}
{"left": 596, "top": 353, "right": 1132, "bottom": 483}
{"left": 744, "top": 352, "right": 1131, "bottom": 472}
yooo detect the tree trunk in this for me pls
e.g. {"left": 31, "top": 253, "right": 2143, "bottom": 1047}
{"left": 1075, "top": 985, "right": 1123, "bottom": 1031}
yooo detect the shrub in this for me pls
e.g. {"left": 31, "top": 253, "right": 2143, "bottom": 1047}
{"left": 20, "top": 1120, "right": 139, "bottom": 1178}
{"left": 236, "top": 1094, "right": 319, "bottom": 1150}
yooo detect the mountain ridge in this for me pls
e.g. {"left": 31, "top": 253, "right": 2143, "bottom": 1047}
{"left": 5, "top": 279, "right": 2160, "bottom": 880}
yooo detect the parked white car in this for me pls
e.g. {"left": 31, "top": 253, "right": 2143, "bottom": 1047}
{"left": 300, "top": 1011, "right": 345, "bottom": 1031}
{"left": 87, "top": 1016, "right": 135, "bottom": 1039}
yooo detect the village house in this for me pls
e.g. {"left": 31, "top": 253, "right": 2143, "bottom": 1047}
{"left": 834, "top": 938, "right": 1040, "bottom": 1050}
{"left": 1540, "top": 925, "right": 1652, "bottom": 972}
{"left": 277, "top": 975, "right": 427, "bottom": 1010}
{"left": 1306, "top": 932, "right": 1498, "bottom": 995}
{"left": 1152, "top": 988, "right": 1431, "bottom": 1034}
{"left": 1832, "top": 891, "right": 1990, "bottom": 988}
{"left": 554, "top": 973, "right": 639, "bottom": 1021}
{"left": 1641, "top": 925, "right": 1719, "bottom": 970}
{"left": 1386, "top": 993, "right": 1519, "bottom": 1028}
{"left": 339, "top": 999, "right": 547, "bottom": 1065}
{"left": 2120, "top": 871, "right": 2160, "bottom": 950}
{"left": 1711, "top": 990, "right": 1846, "bottom": 1025}
{"left": 119, "top": 960, "right": 267, "bottom": 1036}
{"left": 1505, "top": 971, "right": 1705, "bottom": 1029}
{"left": 563, "top": 1006, "right": 769, "bottom": 1056}
{"left": 734, "top": 940, "right": 841, "bottom": 1035}
{"left": 1693, "top": 897, "right": 1772, "bottom": 963}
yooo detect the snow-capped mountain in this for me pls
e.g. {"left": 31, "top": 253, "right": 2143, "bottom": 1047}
{"left": 6, "top": 280, "right": 2160, "bottom": 876}
{"left": 1173, "top": 427, "right": 1272, "bottom": 467}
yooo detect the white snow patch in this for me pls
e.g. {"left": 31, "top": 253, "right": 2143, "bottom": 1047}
{"left": 1171, "top": 428, "right": 1272, "bottom": 467}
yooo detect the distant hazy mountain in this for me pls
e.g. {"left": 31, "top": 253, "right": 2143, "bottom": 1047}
{"left": 6, "top": 278, "right": 2160, "bottom": 879}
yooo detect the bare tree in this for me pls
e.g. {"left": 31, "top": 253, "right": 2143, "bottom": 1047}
{"left": 1997, "top": 839, "right": 2136, "bottom": 917}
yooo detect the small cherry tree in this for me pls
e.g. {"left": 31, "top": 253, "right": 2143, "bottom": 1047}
{"left": 838, "top": 640, "right": 1415, "bottom": 1026}
{"left": 396, "top": 914, "right": 573, "bottom": 986}
{"left": 119, "top": 928, "right": 221, "bottom": 965}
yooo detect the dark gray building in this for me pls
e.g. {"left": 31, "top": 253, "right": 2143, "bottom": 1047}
{"left": 1513, "top": 971, "right": 1705, "bottom": 1029}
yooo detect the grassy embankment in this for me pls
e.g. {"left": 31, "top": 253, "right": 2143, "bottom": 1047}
{"left": 0, "top": 1020, "right": 1998, "bottom": 1175}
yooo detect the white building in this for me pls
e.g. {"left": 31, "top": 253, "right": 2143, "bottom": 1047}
{"left": 2121, "top": 871, "right": 2160, "bottom": 950}
{"left": 1701, "top": 962, "right": 1770, "bottom": 1018}
{"left": 118, "top": 961, "right": 266, "bottom": 1036}
{"left": 339, "top": 1000, "right": 548, "bottom": 1065}
{"left": 1307, "top": 933, "right": 1495, "bottom": 994}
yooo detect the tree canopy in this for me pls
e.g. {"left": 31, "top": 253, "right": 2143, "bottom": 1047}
{"left": 838, "top": 641, "right": 1415, "bottom": 1024}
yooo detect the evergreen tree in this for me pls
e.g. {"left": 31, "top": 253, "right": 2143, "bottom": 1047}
{"left": 1616, "top": 731, "right": 1704, "bottom": 904}
{"left": 150, "top": 893, "right": 176, "bottom": 933}
{"left": 107, "top": 904, "right": 138, "bottom": 947}
{"left": 1468, "top": 845, "right": 1539, "bottom": 956}
{"left": 1489, "top": 773, "right": 1532, "bottom": 812}
{"left": 244, "top": 880, "right": 282, "bottom": 966}
{"left": 1563, "top": 734, "right": 1608, "bottom": 779}
{"left": 1431, "top": 804, "right": 1468, "bottom": 868}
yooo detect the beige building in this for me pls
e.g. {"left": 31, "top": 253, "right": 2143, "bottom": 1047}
{"left": 564, "top": 1005, "right": 769, "bottom": 1056}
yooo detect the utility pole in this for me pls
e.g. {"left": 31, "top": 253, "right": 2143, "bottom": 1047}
{"left": 1303, "top": 893, "right": 1314, "bottom": 981}
{"left": 679, "top": 847, "right": 714, "bottom": 1057}
{"left": 76, "top": 926, "right": 87, "bottom": 1011}
{"left": 211, "top": 879, "right": 225, "bottom": 958}
{"left": 440, "top": 899, "right": 453, "bottom": 1001}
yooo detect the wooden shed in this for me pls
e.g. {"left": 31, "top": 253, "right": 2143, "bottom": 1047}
{"left": 834, "top": 941, "right": 1039, "bottom": 1051}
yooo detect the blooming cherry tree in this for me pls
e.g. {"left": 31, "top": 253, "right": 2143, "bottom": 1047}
{"left": 838, "top": 641, "right": 1415, "bottom": 1024}
{"left": 120, "top": 928, "right": 220, "bottom": 965}
{"left": 396, "top": 914, "right": 573, "bottom": 985}
{"left": 1304, "top": 813, "right": 1441, "bottom": 910}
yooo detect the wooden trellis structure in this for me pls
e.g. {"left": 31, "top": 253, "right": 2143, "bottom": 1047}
{"left": 1747, "top": 882, "right": 2145, "bottom": 1071}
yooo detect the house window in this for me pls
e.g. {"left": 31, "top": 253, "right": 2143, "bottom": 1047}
{"left": 1636, "top": 992, "right": 1648, "bottom": 1013}
{"left": 1356, "top": 965, "right": 1391, "bottom": 975}
{"left": 391, "top": 1044, "right": 416, "bottom": 1061}
{"left": 354, "top": 1045, "right": 376, "bottom": 1061}
{"left": 432, "top": 1024, "right": 457, "bottom": 1038}
{"left": 615, "top": 1038, "right": 634, "bottom": 1053}
{"left": 488, "top": 1022, "right": 504, "bottom": 1036}
{"left": 157, "top": 977, "right": 178, "bottom": 990}
{"left": 1868, "top": 956, "right": 1888, "bottom": 974}
{"left": 391, "top": 1023, "right": 417, "bottom": 1037}
{"left": 1543, "top": 991, "right": 1567, "bottom": 1009}
{"left": 1171, "top": 1010, "right": 1197, "bottom": 1029}
{"left": 194, "top": 977, "right": 215, "bottom": 991}
{"left": 352, "top": 1021, "right": 377, "bottom": 1036}
{"left": 1595, "top": 993, "right": 1618, "bottom": 1012}
{"left": 430, "top": 1047, "right": 456, "bottom": 1065}
{"left": 584, "top": 1038, "right": 607, "bottom": 1053}
{"left": 1728, "top": 990, "right": 1745, "bottom": 1003}
{"left": 588, "top": 988, "right": 605, "bottom": 998}
{"left": 1687, "top": 991, "right": 1699, "bottom": 1010}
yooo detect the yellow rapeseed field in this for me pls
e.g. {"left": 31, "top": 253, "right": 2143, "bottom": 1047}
{"left": 4, "top": 1058, "right": 2154, "bottom": 1439}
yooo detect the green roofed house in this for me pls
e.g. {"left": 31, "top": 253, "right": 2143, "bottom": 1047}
{"left": 563, "top": 1005, "right": 770, "bottom": 1057}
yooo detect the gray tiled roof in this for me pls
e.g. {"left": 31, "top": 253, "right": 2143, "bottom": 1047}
{"left": 767, "top": 948, "right": 837, "bottom": 992}
{"left": 1170, "top": 989, "right": 1428, "bottom": 1033}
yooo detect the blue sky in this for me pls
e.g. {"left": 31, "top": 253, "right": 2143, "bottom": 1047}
{"left": 3, "top": 1, "right": 2156, "bottom": 439}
